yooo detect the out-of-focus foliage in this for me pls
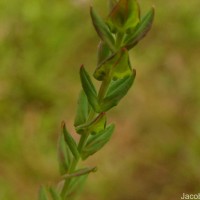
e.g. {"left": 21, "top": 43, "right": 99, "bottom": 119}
{"left": 0, "top": 0, "right": 200, "bottom": 200}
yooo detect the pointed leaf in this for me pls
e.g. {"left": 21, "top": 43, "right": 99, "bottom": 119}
{"left": 75, "top": 113, "right": 106, "bottom": 135}
{"left": 62, "top": 122, "right": 79, "bottom": 160}
{"left": 97, "top": 41, "right": 112, "bottom": 67}
{"left": 124, "top": 0, "right": 140, "bottom": 32}
{"left": 90, "top": 7, "right": 116, "bottom": 52}
{"left": 57, "top": 134, "right": 72, "bottom": 175}
{"left": 94, "top": 48, "right": 132, "bottom": 81}
{"left": 74, "top": 90, "right": 91, "bottom": 128}
{"left": 94, "top": 52, "right": 115, "bottom": 81}
{"left": 107, "top": 0, "right": 140, "bottom": 32}
{"left": 49, "top": 187, "right": 62, "bottom": 200}
{"left": 81, "top": 124, "right": 115, "bottom": 160}
{"left": 112, "top": 48, "right": 132, "bottom": 80}
{"left": 106, "top": 76, "right": 131, "bottom": 96}
{"left": 88, "top": 112, "right": 106, "bottom": 135}
{"left": 80, "top": 66, "right": 100, "bottom": 112}
{"left": 100, "top": 70, "right": 136, "bottom": 112}
{"left": 39, "top": 186, "right": 49, "bottom": 200}
{"left": 124, "top": 7, "right": 155, "bottom": 49}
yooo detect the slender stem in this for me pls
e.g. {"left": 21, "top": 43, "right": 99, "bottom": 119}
{"left": 60, "top": 134, "right": 88, "bottom": 199}
{"left": 60, "top": 159, "right": 79, "bottom": 198}
{"left": 62, "top": 167, "right": 97, "bottom": 180}
{"left": 98, "top": 76, "right": 112, "bottom": 102}
{"left": 60, "top": 76, "right": 112, "bottom": 199}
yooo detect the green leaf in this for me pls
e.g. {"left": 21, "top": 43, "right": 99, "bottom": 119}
{"left": 97, "top": 41, "right": 112, "bottom": 68}
{"left": 57, "top": 134, "right": 72, "bottom": 175}
{"left": 94, "top": 48, "right": 132, "bottom": 81}
{"left": 94, "top": 41, "right": 113, "bottom": 81}
{"left": 38, "top": 186, "right": 49, "bottom": 200}
{"left": 100, "top": 70, "right": 136, "bottom": 112}
{"left": 49, "top": 187, "right": 62, "bottom": 200}
{"left": 88, "top": 112, "right": 106, "bottom": 135}
{"left": 107, "top": 0, "right": 140, "bottom": 33}
{"left": 74, "top": 90, "right": 91, "bottom": 128}
{"left": 94, "top": 52, "right": 115, "bottom": 81}
{"left": 123, "top": 7, "right": 155, "bottom": 49}
{"left": 90, "top": 7, "right": 116, "bottom": 52}
{"left": 62, "top": 122, "right": 79, "bottom": 160}
{"left": 111, "top": 48, "right": 132, "bottom": 80}
{"left": 124, "top": 0, "right": 140, "bottom": 32}
{"left": 81, "top": 124, "right": 115, "bottom": 160}
{"left": 75, "top": 113, "right": 106, "bottom": 135}
{"left": 66, "top": 174, "right": 88, "bottom": 197}
{"left": 80, "top": 66, "right": 100, "bottom": 112}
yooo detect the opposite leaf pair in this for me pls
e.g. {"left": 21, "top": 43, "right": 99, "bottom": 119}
{"left": 91, "top": 0, "right": 154, "bottom": 50}
{"left": 91, "top": 0, "right": 154, "bottom": 81}
{"left": 80, "top": 66, "right": 136, "bottom": 113}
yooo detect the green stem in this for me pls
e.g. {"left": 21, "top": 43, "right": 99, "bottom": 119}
{"left": 98, "top": 76, "right": 112, "bottom": 102}
{"left": 60, "top": 77, "right": 112, "bottom": 199}
{"left": 62, "top": 167, "right": 97, "bottom": 180}
{"left": 60, "top": 132, "right": 89, "bottom": 199}
{"left": 115, "top": 32, "right": 124, "bottom": 49}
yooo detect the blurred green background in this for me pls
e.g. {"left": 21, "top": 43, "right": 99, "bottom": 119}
{"left": 0, "top": 0, "right": 200, "bottom": 199}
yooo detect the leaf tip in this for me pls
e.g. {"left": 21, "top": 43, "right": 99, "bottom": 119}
{"left": 101, "top": 112, "right": 106, "bottom": 116}
{"left": 61, "top": 121, "right": 65, "bottom": 129}
{"left": 121, "top": 47, "right": 128, "bottom": 52}
{"left": 150, "top": 6, "right": 155, "bottom": 17}
{"left": 90, "top": 6, "right": 94, "bottom": 15}
{"left": 80, "top": 65, "right": 85, "bottom": 73}
{"left": 132, "top": 68, "right": 136, "bottom": 77}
